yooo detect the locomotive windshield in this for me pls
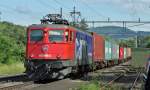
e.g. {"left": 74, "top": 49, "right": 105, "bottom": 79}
{"left": 30, "top": 30, "right": 43, "bottom": 41}
{"left": 49, "top": 30, "right": 64, "bottom": 42}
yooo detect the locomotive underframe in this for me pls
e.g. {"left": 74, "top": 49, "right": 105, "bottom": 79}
{"left": 25, "top": 59, "right": 73, "bottom": 80}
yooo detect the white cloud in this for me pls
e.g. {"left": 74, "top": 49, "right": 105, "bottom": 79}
{"left": 109, "top": 0, "right": 150, "bottom": 12}
{"left": 129, "top": 24, "right": 150, "bottom": 31}
{"left": 15, "top": 6, "right": 32, "bottom": 15}
{"left": 82, "top": 0, "right": 150, "bottom": 14}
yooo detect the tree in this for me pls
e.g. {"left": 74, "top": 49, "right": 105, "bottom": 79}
{"left": 78, "top": 18, "right": 88, "bottom": 31}
{"left": 70, "top": 18, "right": 88, "bottom": 31}
{"left": 0, "top": 21, "right": 25, "bottom": 64}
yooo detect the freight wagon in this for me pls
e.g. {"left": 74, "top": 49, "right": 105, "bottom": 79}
{"left": 127, "top": 48, "right": 132, "bottom": 59}
{"left": 119, "top": 47, "right": 124, "bottom": 63}
{"left": 92, "top": 32, "right": 105, "bottom": 68}
{"left": 111, "top": 42, "right": 119, "bottom": 64}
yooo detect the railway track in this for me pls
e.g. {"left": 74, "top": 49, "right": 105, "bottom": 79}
{"left": 0, "top": 61, "right": 143, "bottom": 90}
{"left": 107, "top": 74, "right": 124, "bottom": 85}
{"left": 0, "top": 74, "right": 29, "bottom": 82}
{"left": 99, "top": 68, "right": 142, "bottom": 90}
{"left": 0, "top": 74, "right": 74, "bottom": 90}
{"left": 100, "top": 73, "right": 124, "bottom": 90}
{"left": 0, "top": 74, "right": 36, "bottom": 90}
{"left": 0, "top": 81, "right": 33, "bottom": 90}
{"left": 130, "top": 72, "right": 141, "bottom": 90}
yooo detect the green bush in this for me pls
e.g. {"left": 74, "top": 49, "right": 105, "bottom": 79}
{"left": 0, "top": 21, "right": 25, "bottom": 64}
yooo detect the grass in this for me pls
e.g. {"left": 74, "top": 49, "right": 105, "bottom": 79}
{"left": 78, "top": 83, "right": 99, "bottom": 90}
{"left": 131, "top": 48, "right": 150, "bottom": 67}
{"left": 0, "top": 62, "right": 25, "bottom": 75}
{"left": 77, "top": 81, "right": 122, "bottom": 90}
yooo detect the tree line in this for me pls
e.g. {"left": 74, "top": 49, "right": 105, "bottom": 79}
{"left": 0, "top": 21, "right": 26, "bottom": 64}
{"left": 0, "top": 21, "right": 150, "bottom": 64}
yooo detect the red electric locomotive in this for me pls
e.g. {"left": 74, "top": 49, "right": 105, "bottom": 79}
{"left": 26, "top": 25, "right": 74, "bottom": 80}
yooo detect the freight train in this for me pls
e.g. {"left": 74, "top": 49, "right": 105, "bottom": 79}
{"left": 24, "top": 14, "right": 132, "bottom": 81}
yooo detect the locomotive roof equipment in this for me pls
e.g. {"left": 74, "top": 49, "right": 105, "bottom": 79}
{"left": 40, "top": 14, "right": 69, "bottom": 25}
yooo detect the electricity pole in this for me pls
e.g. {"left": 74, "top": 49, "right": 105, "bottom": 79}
{"left": 135, "top": 34, "right": 138, "bottom": 48}
{"left": 70, "top": 6, "right": 81, "bottom": 25}
{"left": 60, "top": 8, "right": 62, "bottom": 19}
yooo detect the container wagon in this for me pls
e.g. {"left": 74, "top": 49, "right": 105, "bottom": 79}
{"left": 119, "top": 47, "right": 124, "bottom": 63}
{"left": 92, "top": 32, "right": 105, "bottom": 68}
{"left": 111, "top": 43, "right": 119, "bottom": 65}
{"left": 105, "top": 41, "right": 113, "bottom": 66}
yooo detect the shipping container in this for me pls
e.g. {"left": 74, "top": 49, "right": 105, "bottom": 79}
{"left": 116, "top": 45, "right": 120, "bottom": 64}
{"left": 105, "top": 41, "right": 112, "bottom": 60}
{"left": 129, "top": 48, "right": 132, "bottom": 57}
{"left": 127, "top": 48, "right": 131, "bottom": 58}
{"left": 126, "top": 48, "right": 129, "bottom": 57}
{"left": 92, "top": 32, "right": 105, "bottom": 62}
{"left": 119, "top": 47, "right": 124, "bottom": 60}
{"left": 111, "top": 43, "right": 119, "bottom": 64}
{"left": 111, "top": 43, "right": 119, "bottom": 60}
{"left": 124, "top": 48, "right": 127, "bottom": 59}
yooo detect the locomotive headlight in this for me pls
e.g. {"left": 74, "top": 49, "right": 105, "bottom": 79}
{"left": 56, "top": 54, "right": 61, "bottom": 59}
{"left": 30, "top": 54, "right": 34, "bottom": 58}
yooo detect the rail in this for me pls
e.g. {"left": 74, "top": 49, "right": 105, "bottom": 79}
{"left": 130, "top": 72, "right": 141, "bottom": 90}
{"left": 0, "top": 74, "right": 33, "bottom": 90}
{"left": 100, "top": 73, "right": 124, "bottom": 90}
{"left": 0, "top": 74, "right": 29, "bottom": 82}
{"left": 0, "top": 81, "right": 33, "bottom": 90}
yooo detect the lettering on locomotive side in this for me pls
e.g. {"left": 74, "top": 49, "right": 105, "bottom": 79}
{"left": 42, "top": 45, "right": 49, "bottom": 52}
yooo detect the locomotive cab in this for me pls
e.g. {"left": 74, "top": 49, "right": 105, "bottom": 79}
{"left": 25, "top": 24, "right": 75, "bottom": 80}
{"left": 26, "top": 25, "right": 75, "bottom": 61}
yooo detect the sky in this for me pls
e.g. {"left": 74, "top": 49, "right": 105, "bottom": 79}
{"left": 1, "top": 0, "right": 150, "bottom": 31}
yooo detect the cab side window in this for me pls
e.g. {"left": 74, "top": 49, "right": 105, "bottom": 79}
{"left": 65, "top": 30, "right": 69, "bottom": 42}
{"left": 30, "top": 30, "right": 43, "bottom": 41}
{"left": 70, "top": 31, "right": 74, "bottom": 42}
